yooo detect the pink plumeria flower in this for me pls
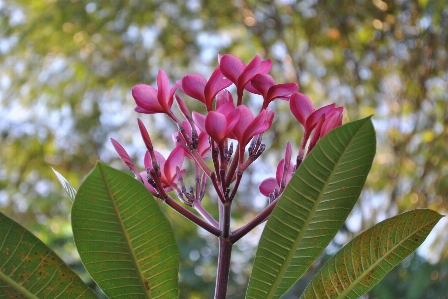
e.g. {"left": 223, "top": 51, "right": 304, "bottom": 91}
{"left": 143, "top": 146, "right": 185, "bottom": 192}
{"left": 132, "top": 69, "right": 178, "bottom": 121}
{"left": 259, "top": 159, "right": 295, "bottom": 197}
{"left": 232, "top": 105, "right": 273, "bottom": 147}
{"left": 219, "top": 54, "right": 272, "bottom": 103}
{"left": 246, "top": 74, "right": 298, "bottom": 109}
{"left": 177, "top": 67, "right": 232, "bottom": 111}
{"left": 205, "top": 109, "right": 241, "bottom": 144}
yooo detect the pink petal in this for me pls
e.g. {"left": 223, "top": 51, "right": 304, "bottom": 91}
{"left": 285, "top": 142, "right": 292, "bottom": 166}
{"left": 216, "top": 101, "right": 236, "bottom": 116}
{"left": 175, "top": 95, "right": 192, "bottom": 120}
{"left": 139, "top": 170, "right": 157, "bottom": 194}
{"left": 181, "top": 74, "right": 207, "bottom": 104}
{"left": 216, "top": 90, "right": 234, "bottom": 109}
{"left": 132, "top": 84, "right": 164, "bottom": 114}
{"left": 244, "top": 81, "right": 261, "bottom": 94}
{"left": 320, "top": 111, "right": 342, "bottom": 137}
{"left": 238, "top": 55, "right": 261, "bottom": 89}
{"left": 266, "top": 83, "right": 298, "bottom": 103}
{"left": 275, "top": 159, "right": 286, "bottom": 185}
{"left": 305, "top": 103, "right": 336, "bottom": 131}
{"left": 259, "top": 59, "right": 272, "bottom": 74}
{"left": 251, "top": 73, "right": 275, "bottom": 98}
{"left": 164, "top": 146, "right": 184, "bottom": 185}
{"left": 205, "top": 111, "right": 228, "bottom": 142}
{"left": 192, "top": 111, "right": 206, "bottom": 133}
{"left": 308, "top": 115, "right": 325, "bottom": 152}
{"left": 290, "top": 92, "right": 315, "bottom": 127}
{"left": 144, "top": 151, "right": 152, "bottom": 169}
{"left": 233, "top": 105, "right": 255, "bottom": 142}
{"left": 197, "top": 132, "right": 211, "bottom": 158}
{"left": 157, "top": 69, "right": 171, "bottom": 112}
{"left": 259, "top": 178, "right": 279, "bottom": 197}
{"left": 220, "top": 54, "right": 245, "bottom": 84}
{"left": 204, "top": 67, "right": 232, "bottom": 110}
{"left": 224, "top": 109, "right": 241, "bottom": 136}
{"left": 241, "top": 110, "right": 271, "bottom": 145}
{"left": 110, "top": 138, "right": 141, "bottom": 180}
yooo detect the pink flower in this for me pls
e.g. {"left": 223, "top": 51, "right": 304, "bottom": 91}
{"left": 219, "top": 54, "right": 272, "bottom": 103}
{"left": 205, "top": 109, "right": 240, "bottom": 144}
{"left": 132, "top": 69, "right": 177, "bottom": 120}
{"left": 232, "top": 105, "right": 273, "bottom": 146}
{"left": 143, "top": 146, "right": 185, "bottom": 191}
{"left": 246, "top": 74, "right": 298, "bottom": 109}
{"left": 177, "top": 67, "right": 232, "bottom": 111}
{"left": 259, "top": 142, "right": 294, "bottom": 197}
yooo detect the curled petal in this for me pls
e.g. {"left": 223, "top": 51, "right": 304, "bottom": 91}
{"left": 132, "top": 84, "right": 164, "bottom": 114}
{"left": 285, "top": 142, "right": 292, "bottom": 167}
{"left": 163, "top": 146, "right": 185, "bottom": 185}
{"left": 238, "top": 55, "right": 261, "bottom": 91}
{"left": 204, "top": 67, "right": 232, "bottom": 110}
{"left": 205, "top": 112, "right": 228, "bottom": 143}
{"left": 251, "top": 73, "right": 275, "bottom": 97}
{"left": 320, "top": 110, "right": 343, "bottom": 137}
{"left": 290, "top": 92, "right": 315, "bottom": 127}
{"left": 181, "top": 74, "right": 207, "bottom": 104}
{"left": 275, "top": 159, "right": 286, "bottom": 186}
{"left": 259, "top": 178, "right": 279, "bottom": 197}
{"left": 233, "top": 105, "right": 255, "bottom": 142}
{"left": 305, "top": 103, "right": 336, "bottom": 131}
{"left": 266, "top": 82, "right": 298, "bottom": 103}
{"left": 220, "top": 54, "right": 245, "bottom": 84}
{"left": 308, "top": 115, "right": 325, "bottom": 152}
{"left": 156, "top": 69, "right": 172, "bottom": 112}
{"left": 175, "top": 95, "right": 192, "bottom": 120}
{"left": 241, "top": 110, "right": 271, "bottom": 145}
{"left": 225, "top": 109, "right": 241, "bottom": 136}
{"left": 216, "top": 90, "right": 234, "bottom": 109}
{"left": 197, "top": 132, "right": 211, "bottom": 158}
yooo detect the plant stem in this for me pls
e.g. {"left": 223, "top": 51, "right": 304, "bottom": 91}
{"left": 192, "top": 200, "right": 219, "bottom": 228}
{"left": 214, "top": 236, "right": 233, "bottom": 299}
{"left": 230, "top": 197, "right": 280, "bottom": 243}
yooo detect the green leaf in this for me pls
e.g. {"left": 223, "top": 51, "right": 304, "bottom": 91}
{"left": 0, "top": 212, "right": 98, "bottom": 299}
{"left": 72, "top": 162, "right": 179, "bottom": 299}
{"left": 246, "top": 117, "right": 376, "bottom": 299}
{"left": 52, "top": 167, "right": 77, "bottom": 202}
{"left": 300, "top": 209, "right": 443, "bottom": 299}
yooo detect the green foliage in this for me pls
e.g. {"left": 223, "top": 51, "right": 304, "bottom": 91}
{"left": 0, "top": 212, "right": 98, "bottom": 298}
{"left": 72, "top": 162, "right": 179, "bottom": 298}
{"left": 300, "top": 209, "right": 443, "bottom": 299}
{"left": 246, "top": 117, "right": 376, "bottom": 299}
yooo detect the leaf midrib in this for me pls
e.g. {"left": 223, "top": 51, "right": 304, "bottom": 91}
{"left": 98, "top": 164, "right": 151, "bottom": 299}
{"left": 336, "top": 217, "right": 438, "bottom": 298}
{"left": 265, "top": 122, "right": 369, "bottom": 299}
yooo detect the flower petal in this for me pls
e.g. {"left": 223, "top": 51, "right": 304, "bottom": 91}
{"left": 181, "top": 74, "right": 207, "bottom": 104}
{"left": 233, "top": 105, "right": 255, "bottom": 142}
{"left": 289, "top": 92, "right": 314, "bottom": 127}
{"left": 157, "top": 69, "right": 171, "bottom": 112}
{"left": 205, "top": 111, "right": 228, "bottom": 143}
{"left": 164, "top": 146, "right": 184, "bottom": 185}
{"left": 204, "top": 67, "right": 232, "bottom": 110}
{"left": 224, "top": 109, "right": 241, "bottom": 137}
{"left": 275, "top": 159, "right": 286, "bottom": 185}
{"left": 305, "top": 103, "right": 336, "bottom": 131}
{"left": 259, "top": 178, "right": 279, "bottom": 197}
{"left": 220, "top": 54, "right": 245, "bottom": 84}
{"left": 251, "top": 73, "right": 275, "bottom": 98}
{"left": 192, "top": 111, "right": 206, "bottom": 133}
{"left": 238, "top": 55, "right": 261, "bottom": 90}
{"left": 132, "top": 84, "right": 164, "bottom": 114}
{"left": 266, "top": 82, "right": 298, "bottom": 103}
{"left": 110, "top": 138, "right": 141, "bottom": 180}
{"left": 241, "top": 110, "right": 271, "bottom": 145}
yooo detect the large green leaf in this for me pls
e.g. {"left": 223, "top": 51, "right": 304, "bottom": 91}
{"left": 300, "top": 209, "right": 443, "bottom": 299}
{"left": 52, "top": 167, "right": 77, "bottom": 202}
{"left": 246, "top": 117, "right": 376, "bottom": 299}
{"left": 72, "top": 162, "right": 179, "bottom": 299}
{"left": 0, "top": 212, "right": 98, "bottom": 298}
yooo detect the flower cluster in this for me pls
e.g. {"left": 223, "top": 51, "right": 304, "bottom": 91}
{"left": 112, "top": 54, "right": 343, "bottom": 237}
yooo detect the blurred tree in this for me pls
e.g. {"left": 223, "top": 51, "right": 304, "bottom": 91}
{"left": 0, "top": 0, "right": 447, "bottom": 298}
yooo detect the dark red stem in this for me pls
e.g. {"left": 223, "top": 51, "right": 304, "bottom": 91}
{"left": 214, "top": 236, "right": 233, "bottom": 299}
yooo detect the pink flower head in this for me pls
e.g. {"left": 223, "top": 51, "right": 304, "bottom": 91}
{"left": 247, "top": 74, "right": 298, "bottom": 109}
{"left": 232, "top": 105, "right": 273, "bottom": 146}
{"left": 259, "top": 153, "right": 295, "bottom": 197}
{"left": 132, "top": 69, "right": 177, "bottom": 120}
{"left": 177, "top": 67, "right": 232, "bottom": 111}
{"left": 143, "top": 146, "right": 185, "bottom": 191}
{"left": 219, "top": 54, "right": 272, "bottom": 103}
{"left": 205, "top": 109, "right": 240, "bottom": 144}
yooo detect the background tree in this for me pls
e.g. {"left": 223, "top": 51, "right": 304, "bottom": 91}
{"left": 0, "top": 0, "right": 447, "bottom": 297}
